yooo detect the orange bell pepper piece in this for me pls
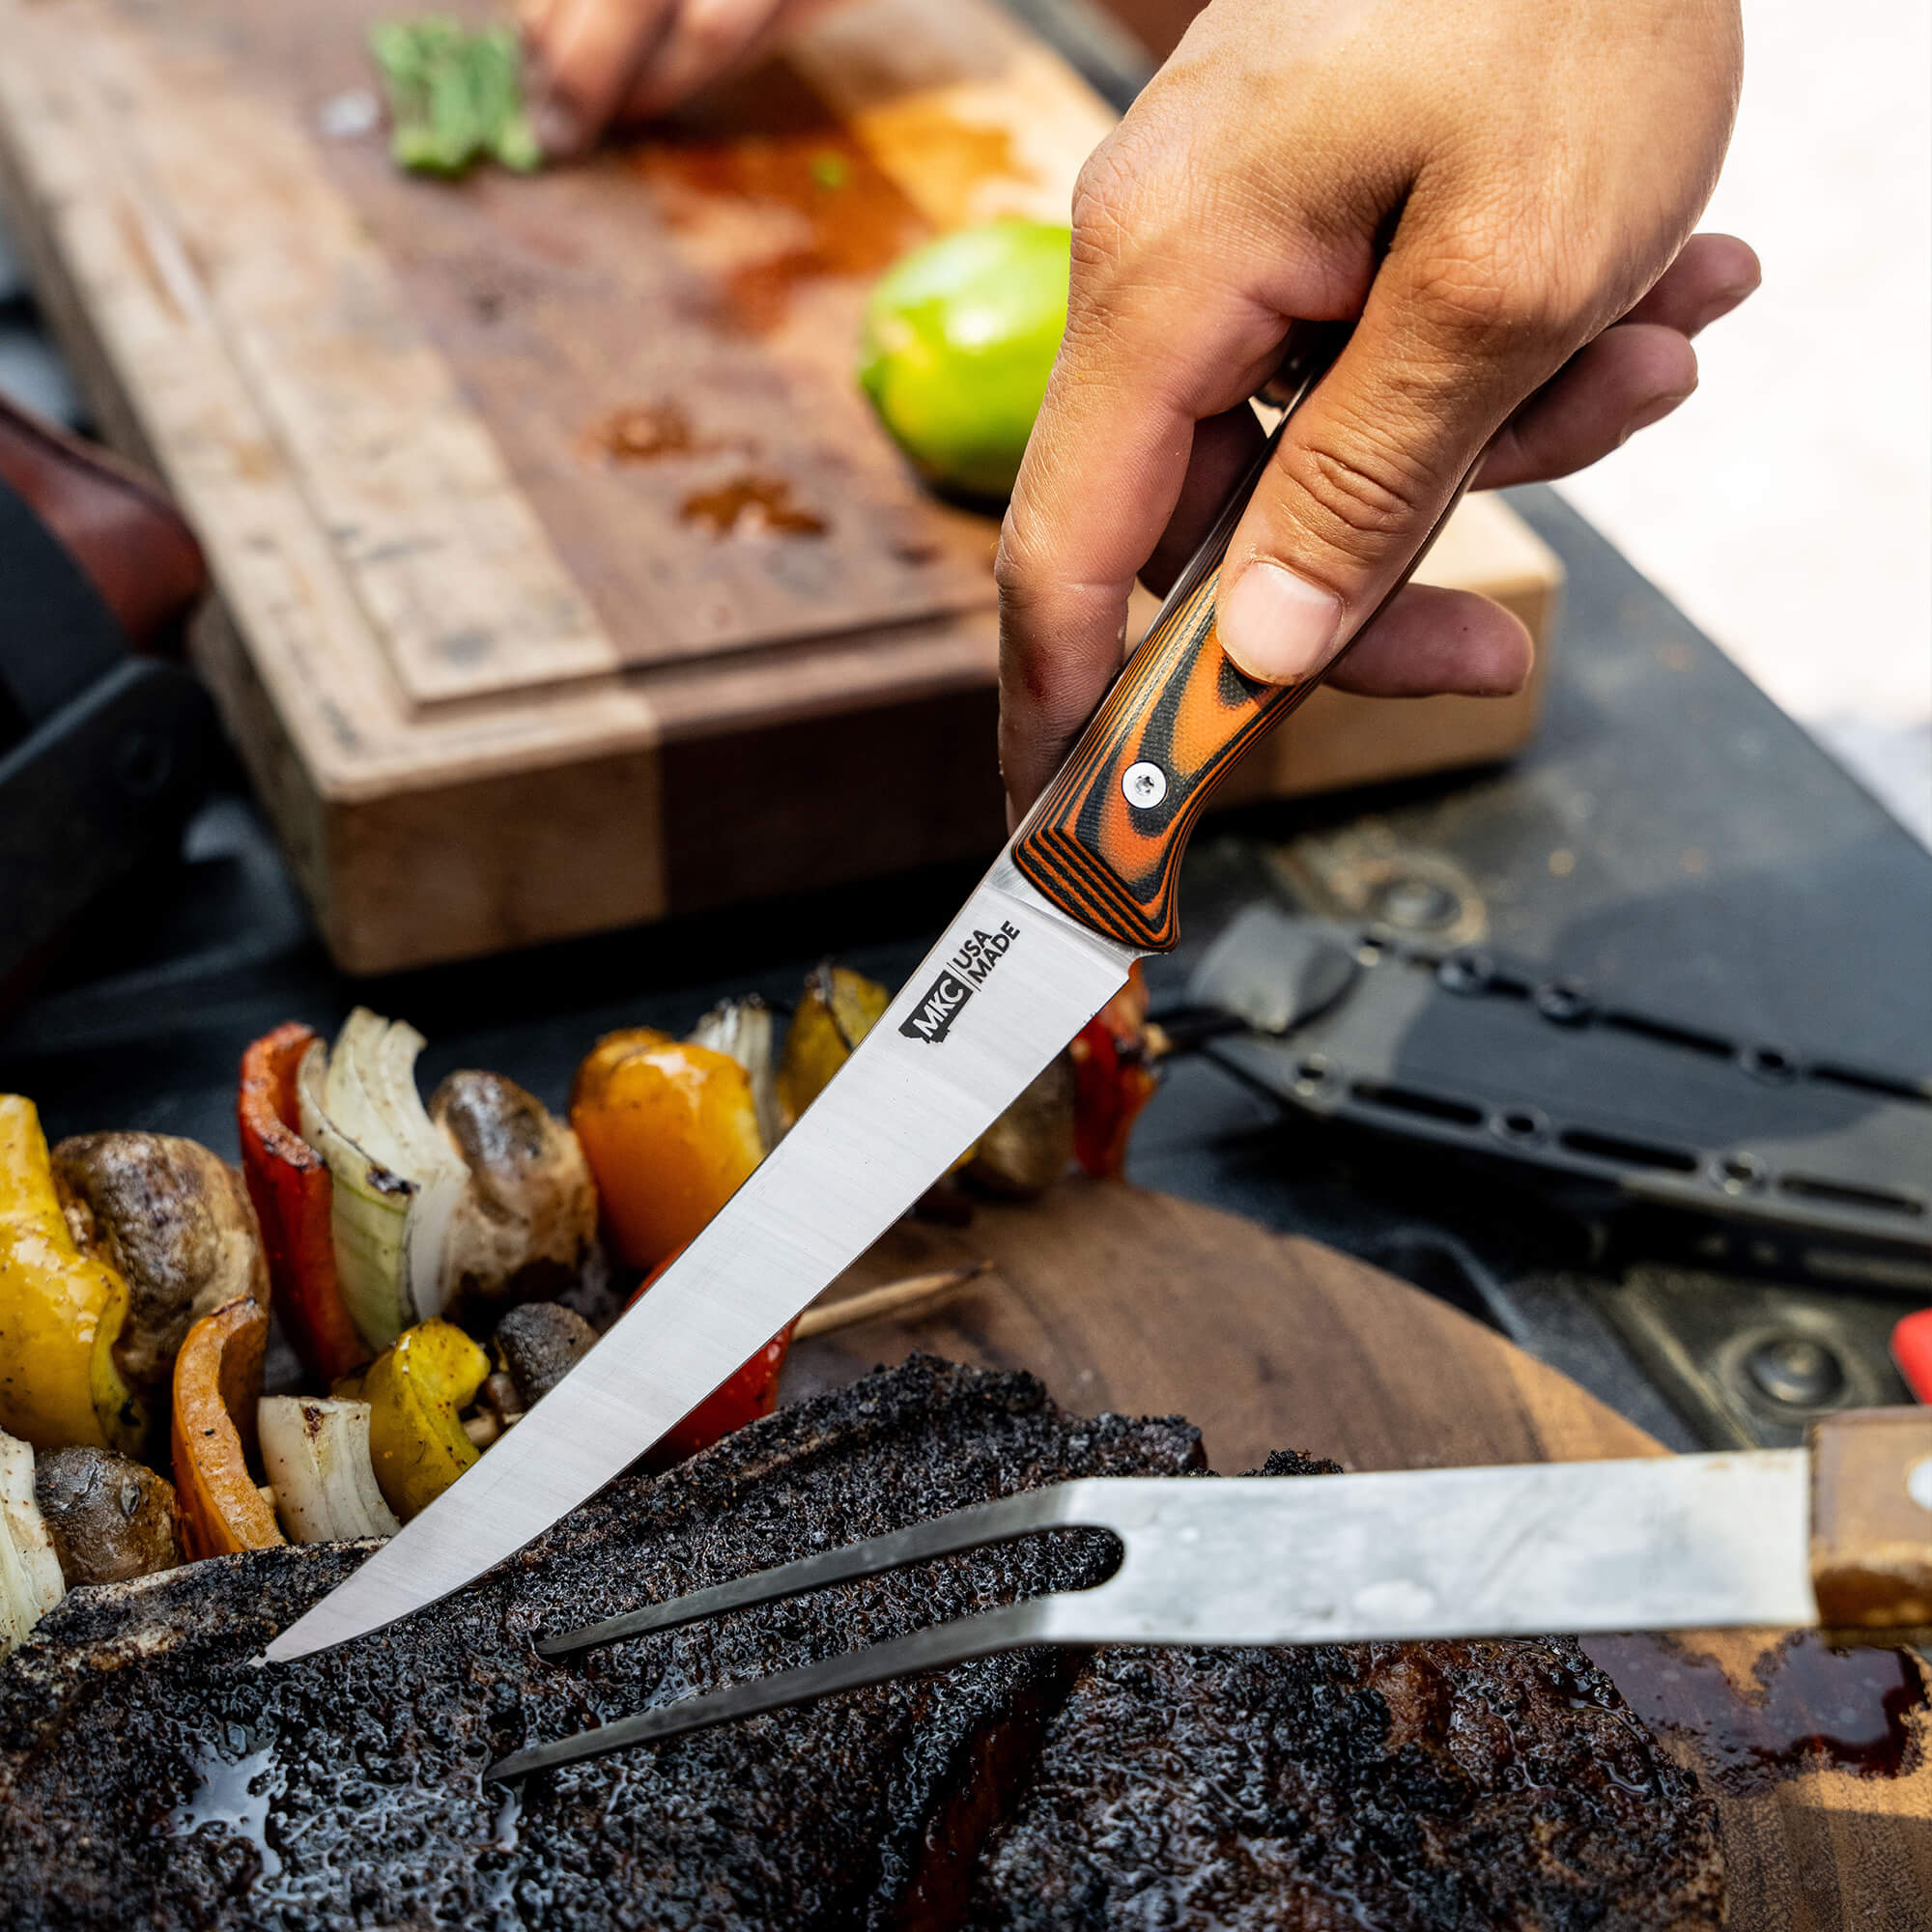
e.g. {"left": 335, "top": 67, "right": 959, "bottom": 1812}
{"left": 171, "top": 1293, "right": 283, "bottom": 1559}
{"left": 238, "top": 1024, "right": 368, "bottom": 1383}
{"left": 571, "top": 1030, "right": 764, "bottom": 1271}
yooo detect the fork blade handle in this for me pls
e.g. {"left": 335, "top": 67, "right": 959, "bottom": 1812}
{"left": 493, "top": 1602, "right": 1047, "bottom": 1780}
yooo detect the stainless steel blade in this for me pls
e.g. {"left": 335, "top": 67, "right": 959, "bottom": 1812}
{"left": 265, "top": 861, "right": 1140, "bottom": 1662}
{"left": 490, "top": 1451, "right": 1818, "bottom": 1777}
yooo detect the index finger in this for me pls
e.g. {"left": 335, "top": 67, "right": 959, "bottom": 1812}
{"left": 524, "top": 0, "right": 680, "bottom": 155}
{"left": 996, "top": 265, "right": 1288, "bottom": 815}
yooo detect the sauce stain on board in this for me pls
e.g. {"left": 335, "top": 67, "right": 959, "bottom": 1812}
{"left": 1584, "top": 1631, "right": 1928, "bottom": 1791}
{"left": 680, "top": 474, "right": 829, "bottom": 537}
{"left": 585, "top": 401, "right": 709, "bottom": 462}
{"left": 631, "top": 62, "right": 926, "bottom": 334}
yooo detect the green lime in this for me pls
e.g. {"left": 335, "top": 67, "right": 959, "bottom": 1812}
{"left": 857, "top": 219, "right": 1071, "bottom": 499}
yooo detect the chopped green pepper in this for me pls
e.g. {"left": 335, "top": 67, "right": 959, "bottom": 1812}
{"left": 370, "top": 17, "right": 541, "bottom": 178}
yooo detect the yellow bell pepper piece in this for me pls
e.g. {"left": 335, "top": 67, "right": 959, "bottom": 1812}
{"left": 364, "top": 1319, "right": 490, "bottom": 1521}
{"left": 0, "top": 1096, "right": 144, "bottom": 1455}
{"left": 571, "top": 1030, "right": 765, "bottom": 1270}
{"left": 775, "top": 965, "right": 890, "bottom": 1129}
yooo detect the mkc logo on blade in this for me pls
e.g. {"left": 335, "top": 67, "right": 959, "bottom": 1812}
{"left": 899, "top": 922, "right": 1022, "bottom": 1044}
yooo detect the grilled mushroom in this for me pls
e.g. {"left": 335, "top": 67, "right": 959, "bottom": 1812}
{"left": 52, "top": 1133, "right": 268, "bottom": 1394}
{"left": 430, "top": 1071, "right": 599, "bottom": 1309}
{"left": 493, "top": 1300, "right": 599, "bottom": 1410}
{"left": 33, "top": 1444, "right": 181, "bottom": 1585}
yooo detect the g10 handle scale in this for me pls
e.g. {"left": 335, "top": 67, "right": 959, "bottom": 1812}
{"left": 1013, "top": 329, "right": 1471, "bottom": 952}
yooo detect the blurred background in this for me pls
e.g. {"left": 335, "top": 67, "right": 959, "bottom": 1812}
{"left": 1555, "top": 0, "right": 1932, "bottom": 847}
{"left": 4, "top": 0, "right": 1923, "bottom": 845}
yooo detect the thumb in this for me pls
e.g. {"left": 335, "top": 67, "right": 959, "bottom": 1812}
{"left": 1217, "top": 255, "right": 1568, "bottom": 685}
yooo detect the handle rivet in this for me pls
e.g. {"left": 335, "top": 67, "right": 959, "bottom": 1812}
{"left": 1122, "top": 762, "right": 1167, "bottom": 809}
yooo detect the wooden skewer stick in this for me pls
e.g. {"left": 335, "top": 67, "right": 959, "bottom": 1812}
{"left": 795, "top": 1263, "right": 991, "bottom": 1340}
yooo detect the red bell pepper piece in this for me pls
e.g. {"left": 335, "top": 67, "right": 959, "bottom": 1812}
{"left": 238, "top": 1023, "right": 369, "bottom": 1383}
{"left": 1070, "top": 962, "right": 1161, "bottom": 1179}
{"left": 628, "top": 1245, "right": 793, "bottom": 1467}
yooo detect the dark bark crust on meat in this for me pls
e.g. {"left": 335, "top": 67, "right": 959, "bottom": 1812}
{"left": 0, "top": 1374, "right": 1721, "bottom": 1932}
{"left": 0, "top": 1357, "right": 1202, "bottom": 1931}
{"left": 959, "top": 1450, "right": 1724, "bottom": 1932}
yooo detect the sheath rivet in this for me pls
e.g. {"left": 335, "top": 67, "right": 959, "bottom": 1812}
{"left": 1745, "top": 1334, "right": 1844, "bottom": 1408}
{"left": 1122, "top": 761, "right": 1167, "bottom": 809}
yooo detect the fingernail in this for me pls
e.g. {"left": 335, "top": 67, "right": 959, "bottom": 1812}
{"left": 531, "top": 96, "right": 583, "bottom": 158}
{"left": 1619, "top": 390, "right": 1694, "bottom": 444}
{"left": 1218, "top": 561, "right": 1344, "bottom": 683}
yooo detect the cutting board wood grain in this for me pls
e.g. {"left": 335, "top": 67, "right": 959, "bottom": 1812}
{"left": 790, "top": 1180, "right": 1931, "bottom": 1930}
{"left": 0, "top": 0, "right": 1559, "bottom": 973}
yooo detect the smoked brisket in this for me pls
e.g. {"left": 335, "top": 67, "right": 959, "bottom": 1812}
{"left": 0, "top": 1356, "right": 1202, "bottom": 1930}
{"left": 0, "top": 1374, "right": 1722, "bottom": 1930}
{"left": 960, "top": 1451, "right": 1723, "bottom": 1932}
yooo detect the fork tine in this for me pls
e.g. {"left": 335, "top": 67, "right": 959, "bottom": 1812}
{"left": 537, "top": 1488, "right": 1073, "bottom": 1659}
{"left": 494, "top": 1600, "right": 1047, "bottom": 1780}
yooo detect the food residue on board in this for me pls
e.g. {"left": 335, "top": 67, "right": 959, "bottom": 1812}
{"left": 585, "top": 402, "right": 706, "bottom": 463}
{"left": 631, "top": 66, "right": 926, "bottom": 332}
{"left": 679, "top": 475, "right": 828, "bottom": 538}
{"left": 1583, "top": 1630, "right": 1928, "bottom": 1790}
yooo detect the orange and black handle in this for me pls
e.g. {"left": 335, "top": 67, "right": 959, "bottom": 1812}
{"left": 1013, "top": 327, "right": 1473, "bottom": 952}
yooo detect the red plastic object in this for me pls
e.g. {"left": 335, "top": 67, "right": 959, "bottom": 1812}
{"left": 1890, "top": 1308, "right": 1932, "bottom": 1404}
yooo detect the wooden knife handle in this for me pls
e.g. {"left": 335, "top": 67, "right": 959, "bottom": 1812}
{"left": 1012, "top": 333, "right": 1469, "bottom": 952}
{"left": 1808, "top": 1406, "right": 1932, "bottom": 1639}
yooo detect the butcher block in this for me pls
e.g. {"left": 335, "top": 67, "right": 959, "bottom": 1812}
{"left": 0, "top": 0, "right": 1562, "bottom": 973}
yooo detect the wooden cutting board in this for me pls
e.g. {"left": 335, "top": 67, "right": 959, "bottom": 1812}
{"left": 0, "top": 0, "right": 1561, "bottom": 974}
{"left": 789, "top": 1180, "right": 1932, "bottom": 1930}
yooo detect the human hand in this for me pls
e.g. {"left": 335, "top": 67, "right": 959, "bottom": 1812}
{"left": 997, "top": 0, "right": 1757, "bottom": 816}
{"left": 520, "top": 0, "right": 839, "bottom": 155}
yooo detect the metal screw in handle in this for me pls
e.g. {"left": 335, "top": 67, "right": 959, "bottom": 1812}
{"left": 1122, "top": 762, "right": 1167, "bottom": 809}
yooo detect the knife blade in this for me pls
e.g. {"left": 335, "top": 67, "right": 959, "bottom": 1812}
{"left": 268, "top": 327, "right": 1468, "bottom": 1664}
{"left": 267, "top": 869, "right": 1138, "bottom": 1660}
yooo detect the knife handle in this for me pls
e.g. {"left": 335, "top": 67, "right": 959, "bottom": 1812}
{"left": 1808, "top": 1407, "right": 1932, "bottom": 1641}
{"left": 1012, "top": 334, "right": 1470, "bottom": 953}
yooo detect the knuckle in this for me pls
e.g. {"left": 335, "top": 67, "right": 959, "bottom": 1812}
{"left": 1068, "top": 125, "right": 1171, "bottom": 282}
{"left": 1069, "top": 153, "right": 1137, "bottom": 278}
{"left": 992, "top": 517, "right": 1041, "bottom": 603}
{"left": 1407, "top": 236, "right": 1585, "bottom": 362}
{"left": 1278, "top": 417, "right": 1435, "bottom": 556}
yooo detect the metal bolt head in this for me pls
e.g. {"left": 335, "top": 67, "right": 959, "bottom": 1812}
{"left": 1122, "top": 761, "right": 1167, "bottom": 809}
{"left": 1535, "top": 980, "right": 1595, "bottom": 1027}
{"left": 1374, "top": 875, "right": 1459, "bottom": 930}
{"left": 1745, "top": 1334, "right": 1845, "bottom": 1408}
{"left": 113, "top": 731, "right": 175, "bottom": 801}
{"left": 1437, "top": 951, "right": 1494, "bottom": 996}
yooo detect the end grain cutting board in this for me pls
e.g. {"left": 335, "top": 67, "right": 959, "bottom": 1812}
{"left": 790, "top": 1180, "right": 1932, "bottom": 1930}
{"left": 0, "top": 0, "right": 1562, "bottom": 973}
